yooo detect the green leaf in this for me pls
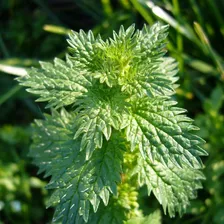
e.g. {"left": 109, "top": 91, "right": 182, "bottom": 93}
{"left": 126, "top": 97, "right": 207, "bottom": 168}
{"left": 126, "top": 210, "right": 161, "bottom": 224}
{"left": 74, "top": 84, "right": 130, "bottom": 159}
{"left": 136, "top": 22, "right": 169, "bottom": 61}
{"left": 68, "top": 24, "right": 138, "bottom": 88}
{"left": 122, "top": 57, "right": 178, "bottom": 97}
{"left": 132, "top": 155, "right": 205, "bottom": 217}
{"left": 67, "top": 23, "right": 170, "bottom": 90}
{"left": 17, "top": 57, "right": 92, "bottom": 108}
{"left": 67, "top": 29, "right": 102, "bottom": 71}
{"left": 87, "top": 201, "right": 126, "bottom": 224}
{"left": 18, "top": 23, "right": 176, "bottom": 108}
{"left": 74, "top": 107, "right": 111, "bottom": 160}
{"left": 30, "top": 109, "right": 78, "bottom": 178}
{"left": 31, "top": 109, "right": 124, "bottom": 223}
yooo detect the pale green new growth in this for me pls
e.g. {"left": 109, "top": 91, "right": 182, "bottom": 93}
{"left": 18, "top": 22, "right": 207, "bottom": 223}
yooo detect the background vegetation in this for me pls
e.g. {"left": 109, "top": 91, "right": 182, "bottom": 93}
{"left": 0, "top": 0, "right": 223, "bottom": 223}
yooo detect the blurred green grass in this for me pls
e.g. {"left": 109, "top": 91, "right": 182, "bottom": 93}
{"left": 0, "top": 0, "right": 224, "bottom": 223}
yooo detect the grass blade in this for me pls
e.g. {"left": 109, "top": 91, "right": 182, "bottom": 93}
{"left": 101, "top": 0, "right": 113, "bottom": 16}
{"left": 130, "top": 0, "right": 154, "bottom": 25}
{"left": 141, "top": 0, "right": 199, "bottom": 45}
{"left": 206, "top": 0, "right": 224, "bottom": 36}
{"left": 0, "top": 64, "right": 27, "bottom": 76}
{"left": 43, "top": 24, "right": 70, "bottom": 35}
{"left": 0, "top": 85, "right": 22, "bottom": 105}
{"left": 194, "top": 22, "right": 224, "bottom": 79}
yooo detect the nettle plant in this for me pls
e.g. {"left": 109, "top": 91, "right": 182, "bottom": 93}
{"left": 18, "top": 23, "right": 207, "bottom": 223}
